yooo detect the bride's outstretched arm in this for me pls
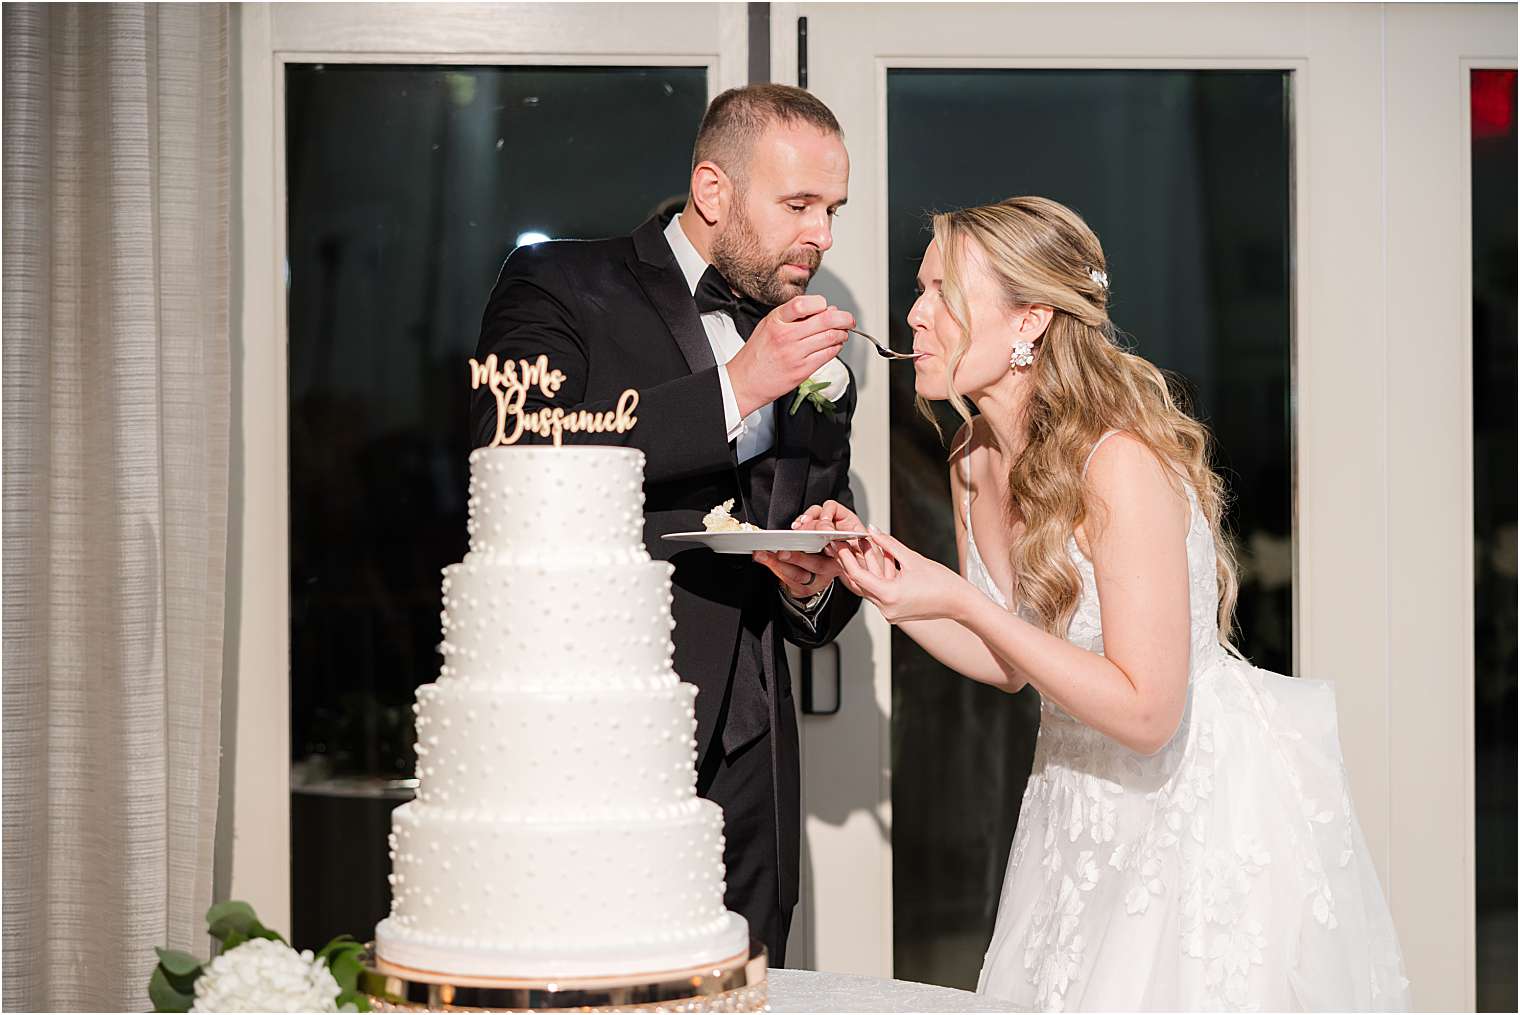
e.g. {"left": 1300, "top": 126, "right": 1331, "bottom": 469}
{"left": 795, "top": 498, "right": 1029, "bottom": 692}
{"left": 840, "top": 434, "right": 1193, "bottom": 756}
{"left": 896, "top": 617, "right": 1030, "bottom": 693}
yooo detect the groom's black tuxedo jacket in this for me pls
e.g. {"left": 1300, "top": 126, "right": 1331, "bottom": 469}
{"left": 469, "top": 215, "right": 861, "bottom": 916}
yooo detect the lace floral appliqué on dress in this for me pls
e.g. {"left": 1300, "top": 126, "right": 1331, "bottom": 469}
{"left": 965, "top": 439, "right": 1411, "bottom": 1011}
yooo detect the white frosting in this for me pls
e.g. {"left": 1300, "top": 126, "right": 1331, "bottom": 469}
{"left": 379, "top": 446, "right": 749, "bottom": 978}
{"left": 377, "top": 799, "right": 747, "bottom": 976}
{"left": 411, "top": 682, "right": 699, "bottom": 814}
{"left": 374, "top": 911, "right": 749, "bottom": 980}
{"left": 465, "top": 445, "right": 647, "bottom": 563}
{"left": 438, "top": 559, "right": 675, "bottom": 685}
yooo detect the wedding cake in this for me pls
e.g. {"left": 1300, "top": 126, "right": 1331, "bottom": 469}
{"left": 374, "top": 446, "right": 750, "bottom": 978}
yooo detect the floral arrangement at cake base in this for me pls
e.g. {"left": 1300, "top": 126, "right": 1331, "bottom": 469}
{"left": 150, "top": 900, "right": 369, "bottom": 1013}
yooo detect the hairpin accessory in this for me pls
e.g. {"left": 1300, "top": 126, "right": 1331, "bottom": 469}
{"left": 1088, "top": 267, "right": 1109, "bottom": 290}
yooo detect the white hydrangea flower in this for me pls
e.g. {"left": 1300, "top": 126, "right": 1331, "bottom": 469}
{"left": 190, "top": 937, "right": 342, "bottom": 1013}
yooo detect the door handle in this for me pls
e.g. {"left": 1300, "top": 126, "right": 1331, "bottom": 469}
{"left": 798, "top": 644, "right": 840, "bottom": 716}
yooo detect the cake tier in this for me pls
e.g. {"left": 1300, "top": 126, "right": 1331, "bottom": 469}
{"left": 377, "top": 799, "right": 747, "bottom": 977}
{"left": 466, "top": 446, "right": 646, "bottom": 562}
{"left": 439, "top": 559, "right": 674, "bottom": 685}
{"left": 412, "top": 680, "right": 699, "bottom": 813}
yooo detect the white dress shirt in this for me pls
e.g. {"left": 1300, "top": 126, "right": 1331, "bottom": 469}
{"left": 663, "top": 214, "right": 775, "bottom": 466}
{"left": 663, "top": 215, "right": 833, "bottom": 622}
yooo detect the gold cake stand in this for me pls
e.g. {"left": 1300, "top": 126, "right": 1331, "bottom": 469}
{"left": 357, "top": 942, "right": 768, "bottom": 1012}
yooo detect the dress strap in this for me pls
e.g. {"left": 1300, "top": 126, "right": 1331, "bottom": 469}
{"left": 959, "top": 447, "right": 973, "bottom": 523}
{"left": 1082, "top": 430, "right": 1122, "bottom": 478}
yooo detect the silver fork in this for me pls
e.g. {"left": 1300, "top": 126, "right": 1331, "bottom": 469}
{"left": 848, "top": 328, "right": 923, "bottom": 361}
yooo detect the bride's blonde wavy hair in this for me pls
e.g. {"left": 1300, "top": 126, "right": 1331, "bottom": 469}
{"left": 918, "top": 196, "right": 1239, "bottom": 644}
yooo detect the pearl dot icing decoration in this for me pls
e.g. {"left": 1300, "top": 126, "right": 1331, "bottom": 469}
{"left": 375, "top": 446, "right": 748, "bottom": 979}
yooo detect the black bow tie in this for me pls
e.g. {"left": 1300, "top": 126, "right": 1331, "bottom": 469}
{"left": 694, "top": 265, "right": 769, "bottom": 340}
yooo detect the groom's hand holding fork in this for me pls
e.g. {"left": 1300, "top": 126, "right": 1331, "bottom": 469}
{"left": 727, "top": 294, "right": 854, "bottom": 418}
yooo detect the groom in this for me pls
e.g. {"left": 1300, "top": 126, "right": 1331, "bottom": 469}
{"left": 469, "top": 84, "right": 860, "bottom": 963}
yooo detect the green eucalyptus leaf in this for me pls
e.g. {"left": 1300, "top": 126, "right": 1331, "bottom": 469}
{"left": 333, "top": 961, "right": 372, "bottom": 1011}
{"left": 149, "top": 965, "right": 195, "bottom": 1013}
{"left": 332, "top": 953, "right": 357, "bottom": 976}
{"left": 205, "top": 900, "right": 258, "bottom": 943}
{"left": 206, "top": 900, "right": 285, "bottom": 947}
{"left": 320, "top": 936, "right": 371, "bottom": 1012}
{"left": 151, "top": 948, "right": 202, "bottom": 1002}
{"left": 331, "top": 951, "right": 362, "bottom": 991}
{"left": 317, "top": 933, "right": 359, "bottom": 963}
{"left": 804, "top": 391, "right": 837, "bottom": 418}
{"left": 154, "top": 948, "right": 202, "bottom": 979}
{"left": 205, "top": 899, "right": 257, "bottom": 926}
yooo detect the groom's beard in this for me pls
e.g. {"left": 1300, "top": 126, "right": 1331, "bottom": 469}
{"left": 711, "top": 204, "right": 821, "bottom": 306}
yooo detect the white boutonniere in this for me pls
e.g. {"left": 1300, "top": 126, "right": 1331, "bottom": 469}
{"left": 789, "top": 357, "right": 850, "bottom": 417}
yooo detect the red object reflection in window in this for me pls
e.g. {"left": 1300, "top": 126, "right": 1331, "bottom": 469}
{"left": 1473, "top": 69, "right": 1517, "bottom": 140}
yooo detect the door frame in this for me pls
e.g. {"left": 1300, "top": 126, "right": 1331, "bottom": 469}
{"left": 774, "top": 3, "right": 1513, "bottom": 1005}
{"left": 225, "top": 0, "right": 748, "bottom": 935}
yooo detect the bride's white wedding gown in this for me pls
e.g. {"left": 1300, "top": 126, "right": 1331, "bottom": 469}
{"left": 966, "top": 437, "right": 1411, "bottom": 1011}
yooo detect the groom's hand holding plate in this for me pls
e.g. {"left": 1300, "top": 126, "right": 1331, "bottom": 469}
{"left": 752, "top": 543, "right": 841, "bottom": 599}
{"left": 751, "top": 499, "right": 865, "bottom": 598}
{"left": 662, "top": 498, "right": 866, "bottom": 594}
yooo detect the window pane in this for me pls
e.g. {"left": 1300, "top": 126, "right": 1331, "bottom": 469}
{"left": 1471, "top": 66, "right": 1517, "bottom": 1015}
{"left": 284, "top": 63, "right": 707, "bottom": 949}
{"left": 886, "top": 68, "right": 1292, "bottom": 987}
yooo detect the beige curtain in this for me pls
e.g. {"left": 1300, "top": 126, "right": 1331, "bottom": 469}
{"left": 3, "top": 3, "right": 230, "bottom": 1010}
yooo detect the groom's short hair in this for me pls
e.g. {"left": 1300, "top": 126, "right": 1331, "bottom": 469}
{"left": 692, "top": 84, "right": 843, "bottom": 190}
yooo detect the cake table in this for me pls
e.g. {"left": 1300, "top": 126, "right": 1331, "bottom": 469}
{"left": 358, "top": 940, "right": 1026, "bottom": 1013}
{"left": 359, "top": 940, "right": 767, "bottom": 1012}
{"left": 767, "top": 969, "right": 1023, "bottom": 1012}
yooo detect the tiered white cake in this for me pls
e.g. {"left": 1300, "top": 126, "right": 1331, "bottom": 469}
{"left": 374, "top": 446, "right": 749, "bottom": 977}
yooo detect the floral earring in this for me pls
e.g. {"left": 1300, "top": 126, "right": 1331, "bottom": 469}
{"left": 1010, "top": 339, "right": 1036, "bottom": 370}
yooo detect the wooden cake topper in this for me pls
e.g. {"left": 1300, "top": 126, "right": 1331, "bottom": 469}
{"left": 469, "top": 354, "right": 639, "bottom": 447}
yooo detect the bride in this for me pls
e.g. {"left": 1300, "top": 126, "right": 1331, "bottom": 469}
{"left": 798, "top": 197, "right": 1411, "bottom": 1010}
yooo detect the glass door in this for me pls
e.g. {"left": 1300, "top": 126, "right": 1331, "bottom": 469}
{"left": 283, "top": 61, "right": 711, "bottom": 949}
{"left": 772, "top": 2, "right": 1465, "bottom": 998}
{"left": 884, "top": 67, "right": 1292, "bottom": 988}
{"left": 229, "top": 0, "right": 747, "bottom": 942}
{"left": 1469, "top": 65, "right": 1516, "bottom": 1015}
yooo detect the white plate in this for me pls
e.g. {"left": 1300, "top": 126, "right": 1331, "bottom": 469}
{"left": 663, "top": 529, "right": 869, "bottom": 555}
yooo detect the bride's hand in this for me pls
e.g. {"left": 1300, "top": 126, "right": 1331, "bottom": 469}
{"left": 794, "top": 499, "right": 871, "bottom": 559}
{"left": 835, "top": 526, "right": 971, "bottom": 624}
{"left": 792, "top": 499, "right": 864, "bottom": 534}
